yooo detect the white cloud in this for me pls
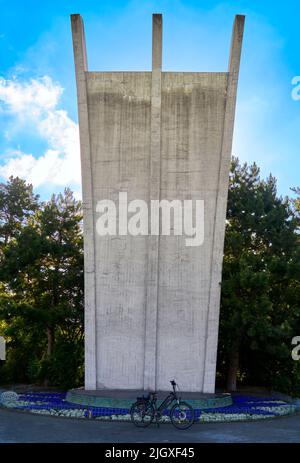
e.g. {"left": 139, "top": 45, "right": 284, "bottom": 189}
{"left": 0, "top": 76, "right": 62, "bottom": 115}
{"left": 0, "top": 76, "right": 81, "bottom": 189}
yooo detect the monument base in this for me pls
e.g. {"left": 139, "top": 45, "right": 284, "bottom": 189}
{"left": 66, "top": 389, "right": 232, "bottom": 409}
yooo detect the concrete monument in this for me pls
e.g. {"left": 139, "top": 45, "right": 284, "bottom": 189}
{"left": 71, "top": 13, "right": 245, "bottom": 393}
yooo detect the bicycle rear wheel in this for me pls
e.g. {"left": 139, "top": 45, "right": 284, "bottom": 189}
{"left": 130, "top": 401, "right": 155, "bottom": 427}
{"left": 170, "top": 401, "right": 194, "bottom": 430}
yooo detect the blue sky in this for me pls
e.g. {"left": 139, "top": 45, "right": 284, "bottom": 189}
{"left": 0, "top": 0, "right": 299, "bottom": 199}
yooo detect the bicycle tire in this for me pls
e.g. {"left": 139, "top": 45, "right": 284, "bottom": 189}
{"left": 170, "top": 401, "right": 194, "bottom": 430}
{"left": 130, "top": 401, "right": 155, "bottom": 428}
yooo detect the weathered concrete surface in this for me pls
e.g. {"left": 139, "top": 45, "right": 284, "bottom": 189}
{"left": 158, "top": 72, "right": 228, "bottom": 392}
{"left": 71, "top": 14, "right": 245, "bottom": 392}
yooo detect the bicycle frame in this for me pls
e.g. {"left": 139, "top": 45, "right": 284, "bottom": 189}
{"left": 156, "top": 392, "right": 177, "bottom": 413}
{"left": 150, "top": 384, "right": 180, "bottom": 414}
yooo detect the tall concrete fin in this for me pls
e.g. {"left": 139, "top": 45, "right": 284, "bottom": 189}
{"left": 71, "top": 14, "right": 97, "bottom": 390}
{"left": 144, "top": 13, "right": 163, "bottom": 391}
{"left": 152, "top": 13, "right": 162, "bottom": 70}
{"left": 202, "top": 15, "right": 245, "bottom": 393}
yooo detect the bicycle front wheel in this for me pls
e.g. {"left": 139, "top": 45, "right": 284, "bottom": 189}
{"left": 130, "top": 401, "right": 155, "bottom": 428}
{"left": 170, "top": 401, "right": 194, "bottom": 430}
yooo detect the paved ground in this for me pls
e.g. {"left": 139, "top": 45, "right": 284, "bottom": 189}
{"left": 0, "top": 408, "right": 300, "bottom": 443}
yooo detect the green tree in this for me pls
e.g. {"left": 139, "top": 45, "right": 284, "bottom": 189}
{"left": 0, "top": 177, "right": 40, "bottom": 384}
{"left": 0, "top": 186, "right": 84, "bottom": 388}
{"left": 0, "top": 176, "right": 39, "bottom": 247}
{"left": 218, "top": 158, "right": 299, "bottom": 392}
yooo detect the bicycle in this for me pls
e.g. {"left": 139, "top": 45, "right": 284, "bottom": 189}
{"left": 130, "top": 380, "right": 195, "bottom": 430}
